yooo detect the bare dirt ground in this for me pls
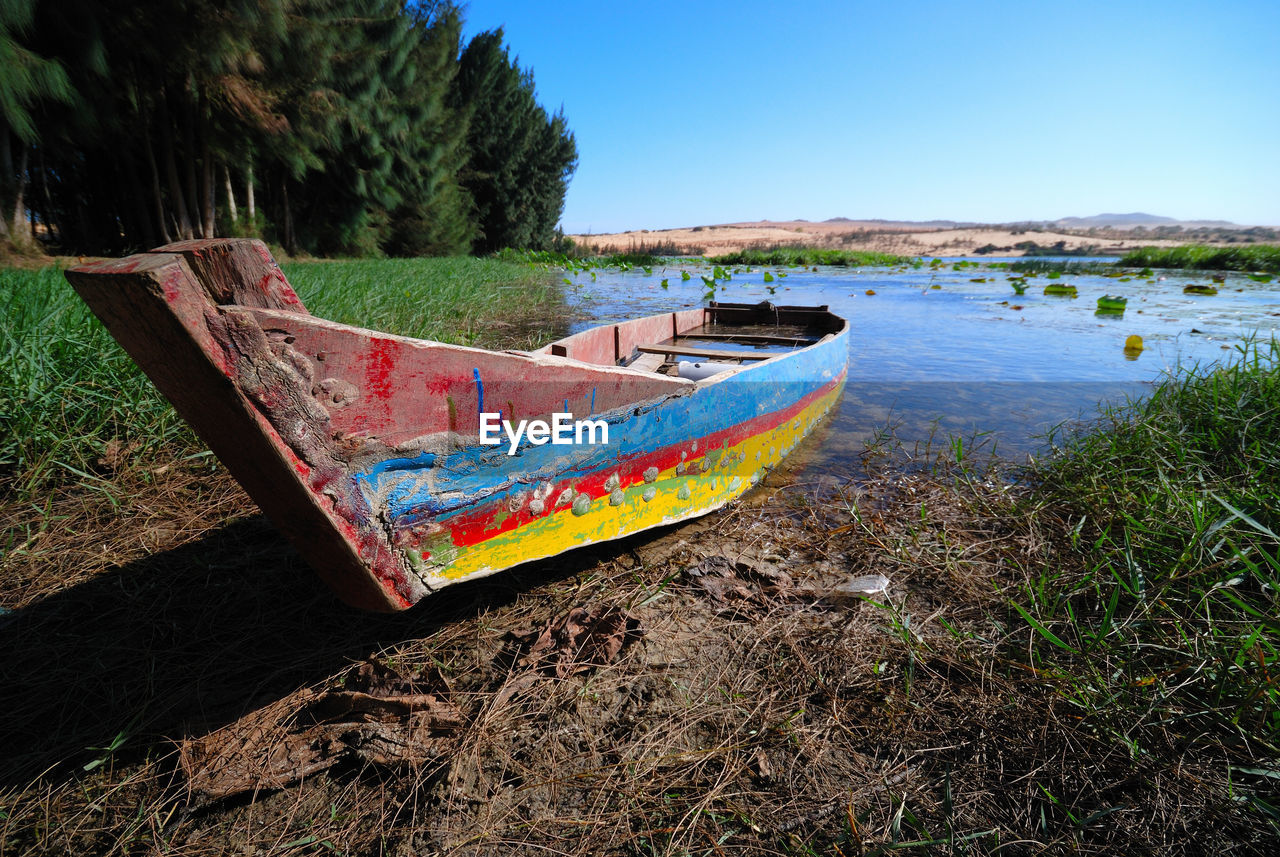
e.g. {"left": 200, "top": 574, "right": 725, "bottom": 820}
{"left": 1, "top": 444, "right": 1264, "bottom": 855}
{"left": 573, "top": 220, "right": 1189, "bottom": 258}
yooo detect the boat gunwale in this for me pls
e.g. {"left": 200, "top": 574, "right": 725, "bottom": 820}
{"left": 244, "top": 300, "right": 849, "bottom": 391}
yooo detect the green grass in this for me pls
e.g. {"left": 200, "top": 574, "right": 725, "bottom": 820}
{"left": 1117, "top": 244, "right": 1280, "bottom": 273}
{"left": 1015, "top": 339, "right": 1280, "bottom": 807}
{"left": 708, "top": 247, "right": 911, "bottom": 267}
{"left": 282, "top": 257, "right": 559, "bottom": 345}
{"left": 1, "top": 258, "right": 561, "bottom": 500}
{"left": 0, "top": 266, "right": 190, "bottom": 498}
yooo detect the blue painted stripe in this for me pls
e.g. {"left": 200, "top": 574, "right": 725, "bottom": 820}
{"left": 355, "top": 332, "right": 848, "bottom": 526}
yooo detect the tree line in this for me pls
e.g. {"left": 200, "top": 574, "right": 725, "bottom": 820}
{"left": 0, "top": 0, "right": 576, "bottom": 258}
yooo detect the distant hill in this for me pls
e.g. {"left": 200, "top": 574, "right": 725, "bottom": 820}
{"left": 820, "top": 213, "right": 1247, "bottom": 231}
{"left": 1055, "top": 212, "right": 1179, "bottom": 228}
{"left": 1052, "top": 213, "right": 1244, "bottom": 230}
{"left": 822, "top": 217, "right": 978, "bottom": 229}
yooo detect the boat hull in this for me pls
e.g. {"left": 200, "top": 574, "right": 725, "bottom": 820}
{"left": 354, "top": 341, "right": 848, "bottom": 589}
{"left": 66, "top": 239, "right": 849, "bottom": 610}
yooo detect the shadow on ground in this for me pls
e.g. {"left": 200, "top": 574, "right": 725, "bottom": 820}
{"left": 0, "top": 512, "right": 646, "bottom": 790}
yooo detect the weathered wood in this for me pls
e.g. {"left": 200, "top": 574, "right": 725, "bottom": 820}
{"left": 635, "top": 344, "right": 774, "bottom": 361}
{"left": 156, "top": 238, "right": 307, "bottom": 311}
{"left": 676, "top": 332, "right": 816, "bottom": 347}
{"left": 65, "top": 250, "right": 407, "bottom": 611}
{"left": 707, "top": 301, "right": 842, "bottom": 331}
{"left": 539, "top": 309, "right": 703, "bottom": 365}
{"left": 624, "top": 351, "right": 668, "bottom": 373}
{"left": 66, "top": 240, "right": 851, "bottom": 611}
{"left": 240, "top": 306, "right": 685, "bottom": 445}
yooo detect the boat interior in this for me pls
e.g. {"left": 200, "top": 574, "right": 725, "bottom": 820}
{"left": 532, "top": 301, "right": 846, "bottom": 379}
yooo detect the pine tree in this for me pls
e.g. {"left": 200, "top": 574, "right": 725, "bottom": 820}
{"left": 453, "top": 29, "right": 577, "bottom": 254}
{"left": 4, "top": 1, "right": 576, "bottom": 257}
{"left": 383, "top": 3, "right": 476, "bottom": 257}
{"left": 0, "top": 0, "right": 73, "bottom": 249}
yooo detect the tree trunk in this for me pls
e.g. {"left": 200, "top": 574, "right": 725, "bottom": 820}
{"left": 0, "top": 130, "right": 11, "bottom": 241}
{"left": 143, "top": 127, "right": 172, "bottom": 244}
{"left": 183, "top": 89, "right": 200, "bottom": 239}
{"left": 201, "top": 154, "right": 214, "bottom": 238}
{"left": 198, "top": 91, "right": 214, "bottom": 238}
{"left": 224, "top": 163, "right": 238, "bottom": 224}
{"left": 160, "top": 104, "right": 194, "bottom": 240}
{"left": 122, "top": 151, "right": 156, "bottom": 248}
{"left": 281, "top": 175, "right": 296, "bottom": 256}
{"left": 11, "top": 143, "right": 31, "bottom": 248}
{"left": 246, "top": 157, "right": 255, "bottom": 223}
{"left": 38, "top": 144, "right": 62, "bottom": 246}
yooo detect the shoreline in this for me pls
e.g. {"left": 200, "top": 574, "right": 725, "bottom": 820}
{"left": 572, "top": 219, "right": 1220, "bottom": 258}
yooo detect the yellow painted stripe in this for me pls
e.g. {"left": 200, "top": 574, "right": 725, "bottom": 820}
{"left": 412, "top": 380, "right": 843, "bottom": 589}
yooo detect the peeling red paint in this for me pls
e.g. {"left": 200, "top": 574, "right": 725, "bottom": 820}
{"left": 365, "top": 338, "right": 397, "bottom": 402}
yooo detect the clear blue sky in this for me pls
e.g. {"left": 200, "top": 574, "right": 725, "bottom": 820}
{"left": 459, "top": 0, "right": 1280, "bottom": 233}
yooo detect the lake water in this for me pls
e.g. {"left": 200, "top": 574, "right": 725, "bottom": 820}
{"left": 566, "top": 259, "right": 1280, "bottom": 479}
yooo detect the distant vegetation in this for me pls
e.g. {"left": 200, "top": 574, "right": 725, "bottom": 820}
{"left": 497, "top": 248, "right": 664, "bottom": 269}
{"left": 1007, "top": 259, "right": 1112, "bottom": 275}
{"left": 1078, "top": 224, "right": 1280, "bottom": 244}
{"left": 0, "top": 1, "right": 576, "bottom": 259}
{"left": 1118, "top": 245, "right": 1280, "bottom": 273}
{"left": 574, "top": 238, "right": 705, "bottom": 258}
{"left": 975, "top": 239, "right": 1102, "bottom": 257}
{"left": 709, "top": 247, "right": 910, "bottom": 267}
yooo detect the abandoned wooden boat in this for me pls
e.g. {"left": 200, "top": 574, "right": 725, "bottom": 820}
{"left": 67, "top": 239, "right": 849, "bottom": 611}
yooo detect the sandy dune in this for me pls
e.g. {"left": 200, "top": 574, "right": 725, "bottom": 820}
{"left": 572, "top": 219, "right": 1187, "bottom": 258}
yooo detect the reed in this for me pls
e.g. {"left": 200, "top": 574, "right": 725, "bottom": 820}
{"left": 708, "top": 246, "right": 910, "bottom": 267}
{"left": 1117, "top": 244, "right": 1280, "bottom": 273}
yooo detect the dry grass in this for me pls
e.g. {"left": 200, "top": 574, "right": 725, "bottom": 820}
{"left": 6, "top": 244, "right": 1276, "bottom": 854}
{"left": 2, "top": 439, "right": 1271, "bottom": 856}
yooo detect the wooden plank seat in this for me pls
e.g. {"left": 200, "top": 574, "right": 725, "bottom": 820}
{"left": 635, "top": 344, "right": 776, "bottom": 361}
{"left": 676, "top": 332, "right": 817, "bottom": 347}
{"left": 625, "top": 351, "right": 669, "bottom": 373}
